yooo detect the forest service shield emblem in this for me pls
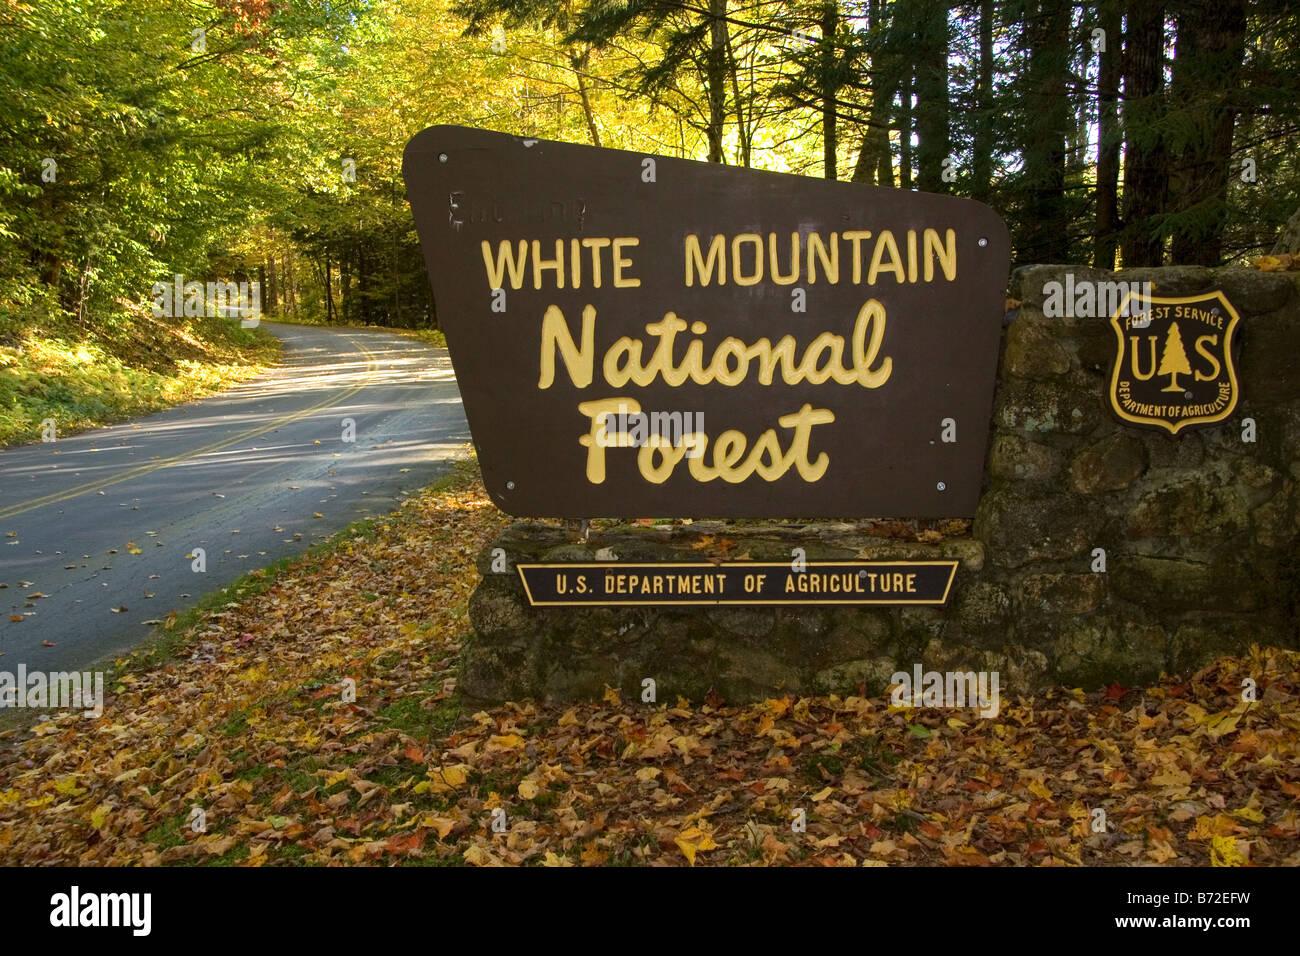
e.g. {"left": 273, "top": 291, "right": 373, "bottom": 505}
{"left": 1107, "top": 289, "right": 1240, "bottom": 435}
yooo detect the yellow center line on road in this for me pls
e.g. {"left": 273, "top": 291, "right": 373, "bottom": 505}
{"left": 0, "top": 334, "right": 382, "bottom": 522}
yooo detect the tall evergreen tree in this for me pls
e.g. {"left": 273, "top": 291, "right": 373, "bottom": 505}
{"left": 1121, "top": 0, "right": 1169, "bottom": 267}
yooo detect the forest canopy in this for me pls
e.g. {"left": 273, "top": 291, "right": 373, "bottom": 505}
{"left": 2, "top": 0, "right": 1297, "bottom": 336}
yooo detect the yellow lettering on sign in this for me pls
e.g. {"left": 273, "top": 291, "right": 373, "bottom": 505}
{"left": 577, "top": 400, "right": 834, "bottom": 485}
{"left": 732, "top": 234, "right": 764, "bottom": 286}
{"left": 842, "top": 231, "right": 872, "bottom": 284}
{"left": 769, "top": 232, "right": 800, "bottom": 285}
{"left": 923, "top": 228, "right": 957, "bottom": 281}
{"left": 538, "top": 304, "right": 594, "bottom": 388}
{"left": 682, "top": 230, "right": 957, "bottom": 286}
{"left": 612, "top": 238, "right": 640, "bottom": 288}
{"left": 539, "top": 302, "right": 891, "bottom": 391}
{"left": 868, "top": 230, "right": 905, "bottom": 285}
{"left": 807, "top": 232, "right": 839, "bottom": 284}
{"left": 481, "top": 239, "right": 529, "bottom": 290}
{"left": 1194, "top": 335, "right": 1221, "bottom": 381}
{"left": 581, "top": 237, "right": 610, "bottom": 287}
{"left": 685, "top": 234, "right": 726, "bottom": 286}
{"left": 531, "top": 239, "right": 564, "bottom": 289}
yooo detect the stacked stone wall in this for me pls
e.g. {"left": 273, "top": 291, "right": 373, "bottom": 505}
{"left": 463, "top": 265, "right": 1300, "bottom": 703}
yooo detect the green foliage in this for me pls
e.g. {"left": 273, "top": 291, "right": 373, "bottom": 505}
{"left": 2, "top": 0, "right": 1298, "bottom": 345}
{"left": 0, "top": 310, "right": 279, "bottom": 447}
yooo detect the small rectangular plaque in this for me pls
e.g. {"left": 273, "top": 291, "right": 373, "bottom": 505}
{"left": 517, "top": 561, "right": 957, "bottom": 606}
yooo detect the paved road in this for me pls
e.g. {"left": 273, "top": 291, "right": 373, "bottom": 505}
{"left": 0, "top": 322, "right": 470, "bottom": 672}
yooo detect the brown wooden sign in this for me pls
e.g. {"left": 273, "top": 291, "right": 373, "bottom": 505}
{"left": 404, "top": 125, "right": 1010, "bottom": 518}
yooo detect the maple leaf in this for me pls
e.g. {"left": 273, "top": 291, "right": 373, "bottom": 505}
{"left": 385, "top": 831, "right": 426, "bottom": 854}
{"left": 765, "top": 697, "right": 792, "bottom": 718}
{"left": 420, "top": 814, "right": 458, "bottom": 840}
{"left": 580, "top": 844, "right": 609, "bottom": 866}
{"left": 1102, "top": 681, "right": 1129, "bottom": 700}
{"left": 1202, "top": 708, "right": 1244, "bottom": 738}
{"left": 463, "top": 844, "right": 501, "bottom": 867}
{"left": 422, "top": 765, "right": 469, "bottom": 794}
{"left": 485, "top": 733, "right": 526, "bottom": 752}
{"left": 674, "top": 825, "right": 717, "bottom": 866}
{"left": 761, "top": 832, "right": 791, "bottom": 864}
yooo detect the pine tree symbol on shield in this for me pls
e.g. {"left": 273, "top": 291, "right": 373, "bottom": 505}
{"left": 1157, "top": 321, "right": 1192, "bottom": 393}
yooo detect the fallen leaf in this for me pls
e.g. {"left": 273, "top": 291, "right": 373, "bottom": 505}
{"left": 674, "top": 825, "right": 718, "bottom": 866}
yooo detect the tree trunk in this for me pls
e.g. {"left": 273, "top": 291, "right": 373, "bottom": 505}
{"left": 257, "top": 263, "right": 267, "bottom": 320}
{"left": 571, "top": 48, "right": 602, "bottom": 147}
{"left": 323, "top": 255, "right": 335, "bottom": 322}
{"left": 283, "top": 250, "right": 293, "bottom": 316}
{"left": 706, "top": 0, "right": 728, "bottom": 163}
{"left": 821, "top": 2, "right": 839, "bottom": 179}
{"left": 899, "top": 68, "right": 913, "bottom": 190}
{"left": 340, "top": 247, "right": 352, "bottom": 322}
{"left": 972, "top": 0, "right": 994, "bottom": 202}
{"left": 1094, "top": 0, "right": 1122, "bottom": 268}
{"left": 724, "top": 22, "right": 752, "bottom": 167}
{"left": 1272, "top": 206, "right": 1300, "bottom": 255}
{"left": 852, "top": 0, "right": 895, "bottom": 186}
{"left": 1067, "top": 4, "right": 1093, "bottom": 179}
{"left": 1168, "top": 0, "right": 1247, "bottom": 265}
{"left": 1120, "top": 0, "right": 1168, "bottom": 267}
{"left": 265, "top": 255, "right": 275, "bottom": 316}
{"left": 913, "top": 0, "right": 949, "bottom": 193}
{"left": 356, "top": 246, "right": 367, "bottom": 324}
{"left": 852, "top": 97, "right": 895, "bottom": 186}
{"left": 1021, "top": 0, "right": 1072, "bottom": 262}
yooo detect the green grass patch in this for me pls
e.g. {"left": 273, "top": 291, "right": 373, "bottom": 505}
{"left": 145, "top": 815, "right": 186, "bottom": 849}
{"left": 0, "top": 310, "right": 279, "bottom": 447}
{"left": 801, "top": 732, "right": 896, "bottom": 785}
{"left": 219, "top": 711, "right": 251, "bottom": 738}
{"left": 202, "top": 845, "right": 251, "bottom": 867}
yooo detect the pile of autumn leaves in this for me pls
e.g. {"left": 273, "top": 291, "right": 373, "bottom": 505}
{"left": 0, "top": 467, "right": 1297, "bottom": 866}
